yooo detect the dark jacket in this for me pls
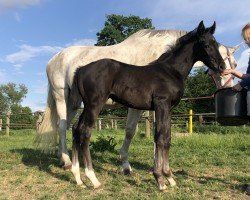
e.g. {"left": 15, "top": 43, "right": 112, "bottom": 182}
{"left": 239, "top": 57, "right": 250, "bottom": 89}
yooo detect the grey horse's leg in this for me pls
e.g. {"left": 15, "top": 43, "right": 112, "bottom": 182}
{"left": 53, "top": 89, "right": 72, "bottom": 168}
{"left": 120, "top": 108, "right": 142, "bottom": 174}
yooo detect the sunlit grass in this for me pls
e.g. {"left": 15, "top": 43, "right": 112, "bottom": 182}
{"left": 0, "top": 129, "right": 249, "bottom": 199}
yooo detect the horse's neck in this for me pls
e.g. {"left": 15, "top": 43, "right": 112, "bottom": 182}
{"left": 160, "top": 43, "right": 195, "bottom": 79}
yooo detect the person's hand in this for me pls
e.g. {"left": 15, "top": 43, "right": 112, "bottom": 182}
{"left": 232, "top": 83, "right": 242, "bottom": 91}
{"left": 222, "top": 69, "right": 234, "bottom": 75}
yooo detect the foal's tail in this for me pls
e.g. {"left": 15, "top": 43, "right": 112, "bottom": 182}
{"left": 69, "top": 70, "right": 83, "bottom": 110}
{"left": 34, "top": 84, "right": 58, "bottom": 153}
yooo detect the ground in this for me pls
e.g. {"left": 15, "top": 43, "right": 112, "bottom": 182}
{"left": 0, "top": 128, "right": 249, "bottom": 200}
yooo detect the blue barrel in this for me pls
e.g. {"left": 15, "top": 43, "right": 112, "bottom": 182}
{"left": 214, "top": 87, "right": 249, "bottom": 126}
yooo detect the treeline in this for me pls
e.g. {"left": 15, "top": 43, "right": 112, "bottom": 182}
{"left": 0, "top": 14, "right": 217, "bottom": 124}
{"left": 98, "top": 15, "right": 216, "bottom": 116}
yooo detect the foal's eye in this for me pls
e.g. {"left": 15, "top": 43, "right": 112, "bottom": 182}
{"left": 204, "top": 44, "right": 210, "bottom": 48}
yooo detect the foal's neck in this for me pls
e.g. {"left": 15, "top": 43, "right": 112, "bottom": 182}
{"left": 160, "top": 42, "right": 196, "bottom": 80}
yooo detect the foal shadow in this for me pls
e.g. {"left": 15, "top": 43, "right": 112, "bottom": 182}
{"left": 11, "top": 148, "right": 72, "bottom": 182}
{"left": 91, "top": 149, "right": 151, "bottom": 171}
{"left": 12, "top": 147, "right": 152, "bottom": 187}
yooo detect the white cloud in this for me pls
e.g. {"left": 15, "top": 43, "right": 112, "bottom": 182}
{"left": 14, "top": 12, "right": 22, "bottom": 22}
{"left": 33, "top": 84, "right": 47, "bottom": 94}
{"left": 22, "top": 98, "right": 46, "bottom": 112}
{"left": 66, "top": 38, "right": 96, "bottom": 47}
{"left": 36, "top": 71, "right": 45, "bottom": 76}
{"left": 0, "top": 70, "right": 7, "bottom": 83}
{"left": 5, "top": 44, "right": 63, "bottom": 63}
{"left": 3, "top": 38, "right": 96, "bottom": 66}
{"left": 0, "top": 0, "right": 41, "bottom": 14}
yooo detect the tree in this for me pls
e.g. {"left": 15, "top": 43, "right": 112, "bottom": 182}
{"left": 0, "top": 83, "right": 28, "bottom": 113}
{"left": 96, "top": 14, "right": 154, "bottom": 116}
{"left": 173, "top": 67, "right": 217, "bottom": 114}
{"left": 96, "top": 14, "right": 154, "bottom": 46}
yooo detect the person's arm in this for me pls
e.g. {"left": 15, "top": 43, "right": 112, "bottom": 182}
{"left": 222, "top": 69, "right": 250, "bottom": 79}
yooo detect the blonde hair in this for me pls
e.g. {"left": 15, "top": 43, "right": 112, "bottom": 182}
{"left": 242, "top": 23, "right": 250, "bottom": 42}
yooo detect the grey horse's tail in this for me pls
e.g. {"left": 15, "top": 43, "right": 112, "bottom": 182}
{"left": 34, "top": 83, "right": 58, "bottom": 153}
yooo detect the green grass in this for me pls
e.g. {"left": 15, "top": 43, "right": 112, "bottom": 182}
{"left": 0, "top": 129, "right": 249, "bottom": 200}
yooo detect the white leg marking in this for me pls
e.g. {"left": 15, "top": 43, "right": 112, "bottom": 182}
{"left": 167, "top": 177, "right": 177, "bottom": 187}
{"left": 71, "top": 160, "right": 83, "bottom": 186}
{"left": 122, "top": 161, "right": 132, "bottom": 172}
{"left": 159, "top": 184, "right": 167, "bottom": 191}
{"left": 85, "top": 168, "right": 101, "bottom": 189}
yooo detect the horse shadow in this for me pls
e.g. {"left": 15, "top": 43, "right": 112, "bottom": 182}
{"left": 11, "top": 148, "right": 72, "bottom": 182}
{"left": 11, "top": 147, "right": 151, "bottom": 183}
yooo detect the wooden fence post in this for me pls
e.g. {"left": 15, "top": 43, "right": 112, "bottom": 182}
{"left": 111, "top": 119, "right": 114, "bottom": 129}
{"left": 0, "top": 118, "right": 2, "bottom": 131}
{"left": 198, "top": 115, "right": 203, "bottom": 125}
{"left": 145, "top": 111, "right": 150, "bottom": 138}
{"left": 98, "top": 119, "right": 102, "bottom": 131}
{"left": 36, "top": 112, "right": 43, "bottom": 130}
{"left": 6, "top": 112, "right": 10, "bottom": 136}
{"left": 114, "top": 120, "right": 117, "bottom": 130}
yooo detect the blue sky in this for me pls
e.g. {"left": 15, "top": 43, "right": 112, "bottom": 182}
{"left": 0, "top": 0, "right": 249, "bottom": 111}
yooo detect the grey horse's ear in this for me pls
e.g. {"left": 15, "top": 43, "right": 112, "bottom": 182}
{"left": 206, "top": 21, "right": 216, "bottom": 34}
{"left": 196, "top": 21, "right": 205, "bottom": 36}
{"left": 228, "top": 45, "right": 240, "bottom": 54}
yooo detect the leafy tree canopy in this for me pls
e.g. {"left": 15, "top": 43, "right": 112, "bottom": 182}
{"left": 96, "top": 14, "right": 154, "bottom": 46}
{"left": 0, "top": 83, "right": 28, "bottom": 113}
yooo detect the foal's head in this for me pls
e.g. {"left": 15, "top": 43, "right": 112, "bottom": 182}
{"left": 193, "top": 21, "right": 225, "bottom": 73}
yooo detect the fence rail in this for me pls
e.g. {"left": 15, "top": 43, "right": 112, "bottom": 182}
{"left": 0, "top": 110, "right": 220, "bottom": 136}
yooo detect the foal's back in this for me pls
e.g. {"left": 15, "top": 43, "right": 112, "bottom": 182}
{"left": 73, "top": 58, "right": 183, "bottom": 110}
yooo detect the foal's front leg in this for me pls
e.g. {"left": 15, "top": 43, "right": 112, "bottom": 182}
{"left": 153, "top": 99, "right": 176, "bottom": 190}
{"left": 162, "top": 112, "right": 176, "bottom": 187}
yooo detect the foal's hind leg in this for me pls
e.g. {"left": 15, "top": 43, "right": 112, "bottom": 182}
{"left": 78, "top": 104, "right": 105, "bottom": 189}
{"left": 120, "top": 108, "right": 142, "bottom": 174}
{"left": 71, "top": 122, "right": 84, "bottom": 186}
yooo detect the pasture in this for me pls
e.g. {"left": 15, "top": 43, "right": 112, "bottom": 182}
{"left": 0, "top": 128, "right": 249, "bottom": 200}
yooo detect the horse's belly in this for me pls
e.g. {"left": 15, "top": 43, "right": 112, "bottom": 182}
{"left": 110, "top": 89, "right": 153, "bottom": 110}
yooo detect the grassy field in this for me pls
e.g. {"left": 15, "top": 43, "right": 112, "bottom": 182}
{"left": 0, "top": 128, "right": 249, "bottom": 200}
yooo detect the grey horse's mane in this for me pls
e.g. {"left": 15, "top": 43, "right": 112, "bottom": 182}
{"left": 125, "top": 29, "right": 188, "bottom": 40}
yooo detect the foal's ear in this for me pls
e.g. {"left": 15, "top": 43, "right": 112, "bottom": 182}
{"left": 206, "top": 21, "right": 216, "bottom": 34}
{"left": 196, "top": 21, "right": 205, "bottom": 36}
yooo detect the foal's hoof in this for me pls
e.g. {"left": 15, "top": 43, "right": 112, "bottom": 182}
{"left": 167, "top": 177, "right": 177, "bottom": 187}
{"left": 159, "top": 184, "right": 167, "bottom": 191}
{"left": 123, "top": 168, "right": 132, "bottom": 176}
{"left": 93, "top": 182, "right": 102, "bottom": 189}
{"left": 77, "top": 181, "right": 87, "bottom": 188}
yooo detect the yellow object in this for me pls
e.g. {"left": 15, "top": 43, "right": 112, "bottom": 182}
{"left": 189, "top": 109, "right": 193, "bottom": 134}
